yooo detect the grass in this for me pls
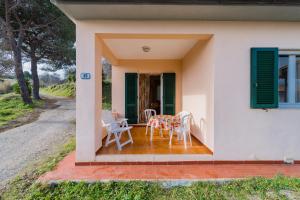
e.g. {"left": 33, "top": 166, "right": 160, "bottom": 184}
{"left": 42, "top": 81, "right": 113, "bottom": 110}
{"left": 41, "top": 83, "right": 75, "bottom": 98}
{"left": 0, "top": 137, "right": 76, "bottom": 200}
{"left": 0, "top": 93, "right": 42, "bottom": 127}
{"left": 8, "top": 176, "right": 300, "bottom": 200}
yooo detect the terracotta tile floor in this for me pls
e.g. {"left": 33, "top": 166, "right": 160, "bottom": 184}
{"left": 39, "top": 152, "right": 300, "bottom": 182}
{"left": 97, "top": 127, "right": 212, "bottom": 155}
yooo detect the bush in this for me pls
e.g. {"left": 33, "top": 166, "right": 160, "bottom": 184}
{"left": 0, "top": 80, "right": 13, "bottom": 94}
{"left": 102, "top": 80, "right": 111, "bottom": 110}
{"left": 67, "top": 73, "right": 76, "bottom": 83}
{"left": 41, "top": 83, "right": 75, "bottom": 97}
{"left": 12, "top": 80, "right": 32, "bottom": 96}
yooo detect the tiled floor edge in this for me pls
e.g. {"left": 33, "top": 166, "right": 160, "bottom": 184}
{"left": 38, "top": 178, "right": 245, "bottom": 183}
{"left": 75, "top": 160, "right": 300, "bottom": 166}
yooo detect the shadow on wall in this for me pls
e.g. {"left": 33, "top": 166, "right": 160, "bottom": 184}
{"left": 190, "top": 114, "right": 208, "bottom": 146}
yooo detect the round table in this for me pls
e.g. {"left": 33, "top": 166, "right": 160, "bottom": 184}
{"left": 147, "top": 115, "right": 181, "bottom": 141}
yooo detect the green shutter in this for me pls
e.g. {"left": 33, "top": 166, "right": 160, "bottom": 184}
{"left": 125, "top": 73, "right": 138, "bottom": 124}
{"left": 251, "top": 48, "right": 279, "bottom": 108}
{"left": 163, "top": 73, "right": 176, "bottom": 115}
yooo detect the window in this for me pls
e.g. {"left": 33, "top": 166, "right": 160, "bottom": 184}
{"left": 250, "top": 48, "right": 300, "bottom": 109}
{"left": 279, "top": 56, "right": 288, "bottom": 103}
{"left": 278, "top": 53, "right": 300, "bottom": 107}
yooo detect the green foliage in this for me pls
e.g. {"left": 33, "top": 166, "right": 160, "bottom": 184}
{"left": 9, "top": 176, "right": 300, "bottom": 200}
{"left": 0, "top": 94, "right": 34, "bottom": 126}
{"left": 67, "top": 73, "right": 76, "bottom": 83}
{"left": 102, "top": 80, "right": 111, "bottom": 110}
{"left": 41, "top": 83, "right": 75, "bottom": 97}
{"left": 42, "top": 81, "right": 112, "bottom": 111}
{"left": 23, "top": 71, "right": 32, "bottom": 80}
{"left": 20, "top": 0, "right": 76, "bottom": 72}
{"left": 12, "top": 79, "right": 32, "bottom": 96}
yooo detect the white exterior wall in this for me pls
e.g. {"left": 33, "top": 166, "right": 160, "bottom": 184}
{"left": 75, "top": 20, "right": 300, "bottom": 161}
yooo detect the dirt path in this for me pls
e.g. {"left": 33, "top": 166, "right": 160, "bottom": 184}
{"left": 0, "top": 97, "right": 75, "bottom": 189}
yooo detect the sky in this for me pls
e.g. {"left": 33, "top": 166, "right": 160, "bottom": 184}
{"left": 23, "top": 62, "right": 65, "bottom": 79}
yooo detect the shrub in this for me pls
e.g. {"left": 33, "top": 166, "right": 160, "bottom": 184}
{"left": 12, "top": 80, "right": 32, "bottom": 96}
{"left": 67, "top": 73, "right": 76, "bottom": 83}
{"left": 0, "top": 80, "right": 13, "bottom": 94}
{"left": 41, "top": 83, "right": 75, "bottom": 97}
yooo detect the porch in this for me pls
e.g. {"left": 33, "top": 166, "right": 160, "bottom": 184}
{"left": 97, "top": 127, "right": 213, "bottom": 155}
{"left": 76, "top": 33, "right": 214, "bottom": 162}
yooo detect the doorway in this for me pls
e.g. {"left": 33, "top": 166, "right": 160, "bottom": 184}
{"left": 138, "top": 74, "right": 161, "bottom": 123}
{"left": 125, "top": 73, "right": 175, "bottom": 124}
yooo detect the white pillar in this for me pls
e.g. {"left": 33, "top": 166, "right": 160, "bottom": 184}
{"left": 76, "top": 25, "right": 102, "bottom": 162}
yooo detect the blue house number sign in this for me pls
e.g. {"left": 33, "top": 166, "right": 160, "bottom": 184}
{"left": 80, "top": 73, "right": 91, "bottom": 80}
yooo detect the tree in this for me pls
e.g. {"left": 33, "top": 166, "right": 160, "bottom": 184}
{"left": 0, "top": 40, "right": 13, "bottom": 76}
{"left": 22, "top": 0, "right": 75, "bottom": 99}
{"left": 64, "top": 67, "right": 76, "bottom": 83}
{"left": 0, "top": 0, "right": 34, "bottom": 104}
{"left": 0, "top": 0, "right": 75, "bottom": 101}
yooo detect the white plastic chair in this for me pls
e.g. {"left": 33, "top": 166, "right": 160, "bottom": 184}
{"left": 169, "top": 111, "right": 192, "bottom": 149}
{"left": 102, "top": 114, "right": 133, "bottom": 151}
{"left": 144, "top": 109, "right": 156, "bottom": 136}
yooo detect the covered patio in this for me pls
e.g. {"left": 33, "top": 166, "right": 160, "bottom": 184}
{"left": 77, "top": 32, "right": 214, "bottom": 162}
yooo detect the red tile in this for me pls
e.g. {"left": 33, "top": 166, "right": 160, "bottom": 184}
{"left": 38, "top": 151, "right": 300, "bottom": 182}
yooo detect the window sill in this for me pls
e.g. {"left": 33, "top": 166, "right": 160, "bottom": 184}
{"left": 279, "top": 103, "right": 300, "bottom": 109}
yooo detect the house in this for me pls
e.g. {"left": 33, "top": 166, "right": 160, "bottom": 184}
{"left": 52, "top": 0, "right": 300, "bottom": 164}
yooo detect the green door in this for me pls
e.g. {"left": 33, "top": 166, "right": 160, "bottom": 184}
{"left": 125, "top": 73, "right": 138, "bottom": 124}
{"left": 163, "top": 73, "right": 176, "bottom": 115}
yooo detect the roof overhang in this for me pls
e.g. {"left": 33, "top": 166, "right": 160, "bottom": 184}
{"left": 51, "top": 0, "right": 300, "bottom": 21}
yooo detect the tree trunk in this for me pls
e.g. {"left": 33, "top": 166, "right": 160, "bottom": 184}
{"left": 14, "top": 49, "right": 33, "bottom": 104}
{"left": 4, "top": 0, "right": 32, "bottom": 105}
{"left": 30, "top": 54, "right": 41, "bottom": 100}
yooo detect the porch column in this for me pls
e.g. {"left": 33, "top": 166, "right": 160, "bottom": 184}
{"left": 76, "top": 27, "right": 102, "bottom": 162}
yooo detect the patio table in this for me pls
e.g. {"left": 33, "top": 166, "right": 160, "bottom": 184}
{"left": 147, "top": 115, "right": 181, "bottom": 141}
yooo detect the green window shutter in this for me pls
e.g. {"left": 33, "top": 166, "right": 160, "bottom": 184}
{"left": 251, "top": 48, "right": 279, "bottom": 108}
{"left": 125, "top": 73, "right": 138, "bottom": 124}
{"left": 163, "top": 73, "right": 176, "bottom": 115}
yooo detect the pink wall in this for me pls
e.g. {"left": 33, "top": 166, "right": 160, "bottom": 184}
{"left": 182, "top": 38, "right": 214, "bottom": 151}
{"left": 75, "top": 20, "right": 300, "bottom": 162}
{"left": 112, "top": 59, "right": 182, "bottom": 117}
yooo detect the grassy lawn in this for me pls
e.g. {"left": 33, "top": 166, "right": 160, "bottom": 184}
{"left": 5, "top": 175, "right": 300, "bottom": 200}
{"left": 41, "top": 83, "right": 75, "bottom": 98}
{"left": 42, "top": 81, "right": 113, "bottom": 110}
{"left": 0, "top": 94, "right": 41, "bottom": 127}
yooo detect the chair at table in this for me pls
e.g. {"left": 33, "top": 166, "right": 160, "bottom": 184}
{"left": 169, "top": 111, "right": 192, "bottom": 149}
{"left": 144, "top": 109, "right": 156, "bottom": 136}
{"left": 102, "top": 113, "right": 133, "bottom": 151}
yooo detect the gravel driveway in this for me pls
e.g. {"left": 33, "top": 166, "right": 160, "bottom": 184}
{"left": 0, "top": 97, "right": 75, "bottom": 189}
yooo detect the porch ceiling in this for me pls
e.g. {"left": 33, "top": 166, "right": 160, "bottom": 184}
{"left": 100, "top": 34, "right": 210, "bottom": 61}
{"left": 104, "top": 38, "right": 198, "bottom": 60}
